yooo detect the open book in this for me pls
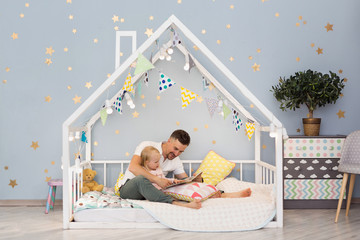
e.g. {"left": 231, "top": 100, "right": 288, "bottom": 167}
{"left": 164, "top": 171, "right": 202, "bottom": 189}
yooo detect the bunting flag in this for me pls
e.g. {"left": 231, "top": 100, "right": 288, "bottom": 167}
{"left": 100, "top": 108, "right": 108, "bottom": 126}
{"left": 188, "top": 54, "right": 196, "bottom": 73}
{"left": 137, "top": 81, "right": 142, "bottom": 97}
{"left": 232, "top": 108, "right": 242, "bottom": 132}
{"left": 172, "top": 29, "right": 182, "bottom": 46}
{"left": 122, "top": 73, "right": 134, "bottom": 94}
{"left": 202, "top": 76, "right": 210, "bottom": 91}
{"left": 180, "top": 87, "right": 198, "bottom": 109}
{"left": 205, "top": 97, "right": 219, "bottom": 117}
{"left": 134, "top": 53, "right": 155, "bottom": 75}
{"left": 246, "top": 121, "right": 255, "bottom": 141}
{"left": 113, "top": 95, "right": 123, "bottom": 114}
{"left": 159, "top": 72, "right": 176, "bottom": 93}
{"left": 81, "top": 131, "right": 88, "bottom": 143}
{"left": 222, "top": 104, "right": 231, "bottom": 120}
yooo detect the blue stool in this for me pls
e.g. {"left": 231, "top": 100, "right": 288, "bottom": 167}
{"left": 45, "top": 179, "right": 63, "bottom": 214}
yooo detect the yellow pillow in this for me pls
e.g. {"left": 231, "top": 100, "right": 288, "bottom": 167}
{"left": 194, "top": 151, "right": 235, "bottom": 186}
{"left": 114, "top": 172, "right": 125, "bottom": 197}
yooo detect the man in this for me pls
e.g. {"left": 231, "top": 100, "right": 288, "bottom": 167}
{"left": 119, "top": 129, "right": 196, "bottom": 203}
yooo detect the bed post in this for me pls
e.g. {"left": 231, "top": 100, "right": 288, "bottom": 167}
{"left": 275, "top": 127, "right": 283, "bottom": 227}
{"left": 255, "top": 124, "right": 261, "bottom": 184}
{"left": 62, "top": 124, "right": 70, "bottom": 229}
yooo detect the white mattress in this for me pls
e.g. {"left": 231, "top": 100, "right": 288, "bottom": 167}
{"left": 74, "top": 208, "right": 158, "bottom": 223}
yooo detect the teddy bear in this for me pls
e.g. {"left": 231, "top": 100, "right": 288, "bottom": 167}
{"left": 81, "top": 168, "right": 104, "bottom": 194}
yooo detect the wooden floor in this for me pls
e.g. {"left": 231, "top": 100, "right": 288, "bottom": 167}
{"left": 0, "top": 205, "right": 359, "bottom": 240}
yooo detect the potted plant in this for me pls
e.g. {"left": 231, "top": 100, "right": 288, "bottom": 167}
{"left": 271, "top": 69, "right": 345, "bottom": 136}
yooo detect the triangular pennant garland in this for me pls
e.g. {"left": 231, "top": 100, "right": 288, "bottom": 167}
{"left": 180, "top": 87, "right": 198, "bottom": 109}
{"left": 232, "top": 108, "right": 242, "bottom": 132}
{"left": 205, "top": 97, "right": 219, "bottom": 117}
{"left": 100, "top": 108, "right": 108, "bottom": 126}
{"left": 202, "top": 76, "right": 210, "bottom": 91}
{"left": 172, "top": 29, "right": 182, "bottom": 46}
{"left": 188, "top": 54, "right": 196, "bottom": 73}
{"left": 159, "top": 72, "right": 176, "bottom": 93}
{"left": 222, "top": 104, "right": 231, "bottom": 120}
{"left": 122, "top": 73, "right": 134, "bottom": 94}
{"left": 134, "top": 53, "right": 155, "bottom": 75}
{"left": 113, "top": 94, "right": 123, "bottom": 114}
{"left": 137, "top": 81, "right": 142, "bottom": 97}
{"left": 246, "top": 121, "right": 255, "bottom": 141}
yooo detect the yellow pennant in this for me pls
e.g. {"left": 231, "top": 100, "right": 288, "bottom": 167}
{"left": 122, "top": 73, "right": 134, "bottom": 94}
{"left": 180, "top": 87, "right": 198, "bottom": 109}
{"left": 246, "top": 121, "right": 255, "bottom": 141}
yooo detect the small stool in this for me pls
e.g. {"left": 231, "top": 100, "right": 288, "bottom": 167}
{"left": 45, "top": 179, "right": 63, "bottom": 214}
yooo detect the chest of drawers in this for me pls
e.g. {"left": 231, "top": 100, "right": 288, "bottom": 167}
{"left": 283, "top": 136, "right": 346, "bottom": 208}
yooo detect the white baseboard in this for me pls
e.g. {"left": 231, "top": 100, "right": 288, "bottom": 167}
{"left": 0, "top": 200, "right": 63, "bottom": 206}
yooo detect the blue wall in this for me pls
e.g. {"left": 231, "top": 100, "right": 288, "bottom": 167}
{"left": 1, "top": 0, "right": 359, "bottom": 200}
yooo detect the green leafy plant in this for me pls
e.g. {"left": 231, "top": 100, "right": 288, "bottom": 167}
{"left": 271, "top": 69, "right": 345, "bottom": 118}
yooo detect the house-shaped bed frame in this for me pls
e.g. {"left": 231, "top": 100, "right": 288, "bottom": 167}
{"left": 62, "top": 15, "right": 287, "bottom": 229}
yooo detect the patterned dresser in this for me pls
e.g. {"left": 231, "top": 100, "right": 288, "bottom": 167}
{"left": 283, "top": 135, "right": 346, "bottom": 208}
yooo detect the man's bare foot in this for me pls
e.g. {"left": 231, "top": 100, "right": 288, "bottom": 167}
{"left": 221, "top": 188, "right": 252, "bottom": 198}
{"left": 172, "top": 199, "right": 202, "bottom": 209}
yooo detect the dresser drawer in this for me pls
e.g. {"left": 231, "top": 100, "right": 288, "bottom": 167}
{"left": 284, "top": 179, "right": 345, "bottom": 200}
{"left": 284, "top": 138, "right": 344, "bottom": 158}
{"left": 284, "top": 158, "right": 342, "bottom": 179}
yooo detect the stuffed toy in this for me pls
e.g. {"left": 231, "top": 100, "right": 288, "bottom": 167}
{"left": 81, "top": 168, "right": 104, "bottom": 194}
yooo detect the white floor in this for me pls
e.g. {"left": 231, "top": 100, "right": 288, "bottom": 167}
{"left": 0, "top": 205, "right": 359, "bottom": 240}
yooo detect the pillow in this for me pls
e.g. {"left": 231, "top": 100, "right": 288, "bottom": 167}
{"left": 163, "top": 182, "right": 218, "bottom": 202}
{"left": 114, "top": 172, "right": 125, "bottom": 196}
{"left": 194, "top": 150, "right": 236, "bottom": 186}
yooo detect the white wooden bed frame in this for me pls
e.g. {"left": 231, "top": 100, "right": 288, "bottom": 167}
{"left": 62, "top": 15, "right": 286, "bottom": 229}
{"left": 67, "top": 158, "right": 278, "bottom": 229}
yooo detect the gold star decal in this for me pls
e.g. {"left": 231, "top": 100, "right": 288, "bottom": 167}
{"left": 316, "top": 48, "right": 323, "bottom": 54}
{"left": 201, "top": 29, "right": 206, "bottom": 34}
{"left": 125, "top": 152, "right": 130, "bottom": 157}
{"left": 257, "top": 48, "right": 261, "bottom": 53}
{"left": 45, "top": 177, "right": 51, "bottom": 182}
{"left": 85, "top": 82, "right": 92, "bottom": 89}
{"left": 144, "top": 28, "right": 153, "bottom": 37}
{"left": 149, "top": 16, "right": 154, "bottom": 21}
{"left": 45, "top": 96, "right": 52, "bottom": 102}
{"left": 68, "top": 66, "right": 72, "bottom": 71}
{"left": 114, "top": 26, "right": 119, "bottom": 31}
{"left": 66, "top": 0, "right": 72, "bottom": 3}
{"left": 196, "top": 96, "right": 203, "bottom": 103}
{"left": 212, "top": 140, "right": 216, "bottom": 144}
{"left": 20, "top": 13, "right": 24, "bottom": 18}
{"left": 141, "top": 94, "right": 145, "bottom": 99}
{"left": 25, "top": 3, "right": 29, "bottom": 7}
{"left": 156, "top": 95, "right": 161, "bottom": 100}
{"left": 132, "top": 111, "right": 139, "bottom": 118}
{"left": 45, "top": 46, "right": 55, "bottom": 56}
{"left": 94, "top": 141, "right": 98, "bottom": 146}
{"left": 310, "top": 43, "right": 315, "bottom": 47}
{"left": 303, "top": 21, "right": 307, "bottom": 25}
{"left": 296, "top": 22, "right": 300, "bottom": 27}
{"left": 4, "top": 166, "right": 8, "bottom": 170}
{"left": 64, "top": 47, "right": 69, "bottom": 52}
{"left": 226, "top": 24, "right": 231, "bottom": 29}
{"left": 30, "top": 141, "right": 39, "bottom": 150}
{"left": 344, "top": 78, "right": 348, "bottom": 82}
{"left": 112, "top": 15, "right": 119, "bottom": 23}
{"left": 339, "top": 69, "right": 343, "bottom": 74}
{"left": 262, "top": 144, "right": 267, "bottom": 149}
{"left": 120, "top": 18, "right": 125, "bottom": 23}
{"left": 193, "top": 45, "right": 199, "bottom": 51}
{"left": 297, "top": 128, "right": 301, "bottom": 133}
{"left": 51, "top": 161, "right": 55, "bottom": 165}
{"left": 204, "top": 124, "right": 209, "bottom": 129}
{"left": 142, "top": 103, "right": 146, "bottom": 108}
{"left": 194, "top": 128, "right": 198, "bottom": 132}
{"left": 69, "top": 15, "right": 74, "bottom": 20}
{"left": 9, "top": 179, "right": 18, "bottom": 188}
{"left": 67, "top": 85, "right": 72, "bottom": 90}
{"left": 115, "top": 130, "right": 120, "bottom": 134}
{"left": 5, "top": 67, "right": 10, "bottom": 72}
{"left": 299, "top": 16, "right": 303, "bottom": 20}
{"left": 229, "top": 57, "right": 234, "bottom": 62}
{"left": 11, "top": 33, "right": 18, "bottom": 40}
{"left": 296, "top": 57, "right": 300, "bottom": 62}
{"left": 177, "top": 0, "right": 182, "bottom": 3}
{"left": 72, "top": 95, "right": 81, "bottom": 104}
{"left": 250, "top": 104, "right": 254, "bottom": 108}
{"left": 252, "top": 63, "right": 260, "bottom": 72}
{"left": 45, "top": 58, "right": 52, "bottom": 65}
{"left": 248, "top": 56, "right": 253, "bottom": 60}
{"left": 72, "top": 29, "right": 77, "bottom": 34}
{"left": 325, "top": 23, "right": 333, "bottom": 32}
{"left": 275, "top": 12, "right": 279, "bottom": 17}
{"left": 93, "top": 38, "right": 98, "bottom": 43}
{"left": 3, "top": 80, "right": 7, "bottom": 84}
{"left": 217, "top": 40, "right": 221, "bottom": 44}
{"left": 336, "top": 109, "right": 345, "bottom": 118}
{"left": 208, "top": 83, "right": 215, "bottom": 90}
{"left": 230, "top": 5, "right": 234, "bottom": 9}
{"left": 176, "top": 121, "right": 180, "bottom": 126}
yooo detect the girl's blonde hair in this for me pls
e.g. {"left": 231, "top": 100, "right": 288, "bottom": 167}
{"left": 140, "top": 146, "right": 160, "bottom": 166}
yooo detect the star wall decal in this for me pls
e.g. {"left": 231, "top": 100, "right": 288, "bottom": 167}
{"left": 325, "top": 23, "right": 333, "bottom": 32}
{"left": 339, "top": 69, "right": 343, "bottom": 74}
{"left": 204, "top": 124, "right": 209, "bottom": 129}
{"left": 196, "top": 96, "right": 203, "bottom": 103}
{"left": 229, "top": 57, "right": 234, "bottom": 62}
{"left": 120, "top": 18, "right": 125, "bottom": 23}
{"left": 275, "top": 13, "right": 279, "bottom": 17}
{"left": 72, "top": 29, "right": 77, "bottom": 34}
{"left": 25, "top": 3, "right": 29, "bottom": 7}
{"left": 156, "top": 95, "right": 161, "bottom": 100}
{"left": 45, "top": 177, "right": 51, "bottom": 182}
{"left": 64, "top": 47, "right": 69, "bottom": 52}
{"left": 72, "top": 95, "right": 81, "bottom": 104}
{"left": 115, "top": 130, "right": 120, "bottom": 134}
{"left": 176, "top": 121, "right": 180, "bottom": 126}
{"left": 93, "top": 38, "right": 98, "bottom": 43}
{"left": 45, "top": 47, "right": 54, "bottom": 56}
{"left": 45, "top": 96, "right": 52, "bottom": 102}
{"left": 194, "top": 128, "right": 198, "bottom": 132}
{"left": 9, "top": 179, "right": 18, "bottom": 188}
{"left": 217, "top": 40, "right": 221, "bottom": 44}
{"left": 11, "top": 33, "right": 18, "bottom": 40}
{"left": 3, "top": 80, "right": 7, "bottom": 84}
{"left": 252, "top": 63, "right": 260, "bottom": 72}
{"left": 310, "top": 43, "right": 315, "bottom": 47}
{"left": 316, "top": 48, "right": 323, "bottom": 54}
{"left": 69, "top": 15, "right": 74, "bottom": 20}
{"left": 85, "top": 82, "right": 92, "bottom": 89}
{"left": 296, "top": 128, "right": 301, "bottom": 133}
{"left": 132, "top": 111, "right": 139, "bottom": 118}
{"left": 20, "top": 13, "right": 24, "bottom": 18}
{"left": 149, "top": 16, "right": 154, "bottom": 20}
{"left": 112, "top": 15, "right": 119, "bottom": 23}
{"left": 66, "top": 0, "right": 72, "bottom": 3}
{"left": 30, "top": 141, "right": 39, "bottom": 150}
{"left": 226, "top": 24, "right": 231, "bottom": 29}
{"left": 144, "top": 28, "right": 153, "bottom": 37}
{"left": 336, "top": 109, "right": 345, "bottom": 118}
{"left": 45, "top": 59, "right": 52, "bottom": 65}
{"left": 5, "top": 67, "right": 10, "bottom": 72}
